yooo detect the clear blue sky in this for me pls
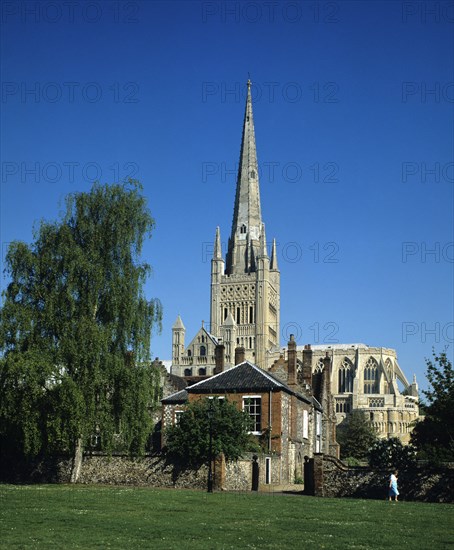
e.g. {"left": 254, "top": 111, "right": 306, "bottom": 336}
{"left": 1, "top": 0, "right": 453, "bottom": 393}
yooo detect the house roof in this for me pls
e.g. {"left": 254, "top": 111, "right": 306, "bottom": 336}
{"left": 186, "top": 361, "right": 313, "bottom": 405}
{"left": 161, "top": 389, "right": 188, "bottom": 404}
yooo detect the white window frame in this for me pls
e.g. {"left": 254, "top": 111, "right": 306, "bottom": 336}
{"left": 303, "top": 409, "right": 308, "bottom": 439}
{"left": 174, "top": 410, "right": 184, "bottom": 425}
{"left": 242, "top": 395, "right": 262, "bottom": 435}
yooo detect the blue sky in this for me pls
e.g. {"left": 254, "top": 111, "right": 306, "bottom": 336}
{"left": 1, "top": 0, "right": 453, "bottom": 393}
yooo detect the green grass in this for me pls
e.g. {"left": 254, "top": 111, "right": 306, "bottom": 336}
{"left": 1, "top": 485, "right": 453, "bottom": 549}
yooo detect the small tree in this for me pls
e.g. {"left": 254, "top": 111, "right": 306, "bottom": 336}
{"left": 165, "top": 398, "right": 255, "bottom": 467}
{"left": 369, "top": 437, "right": 417, "bottom": 470}
{"left": 336, "top": 410, "right": 378, "bottom": 461}
{"left": 411, "top": 350, "right": 454, "bottom": 462}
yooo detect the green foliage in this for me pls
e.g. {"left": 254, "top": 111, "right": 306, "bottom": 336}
{"left": 410, "top": 350, "right": 454, "bottom": 462}
{"left": 336, "top": 410, "right": 378, "bottom": 460}
{"left": 0, "top": 181, "right": 162, "bottom": 461}
{"left": 342, "top": 457, "right": 364, "bottom": 467}
{"left": 369, "top": 437, "right": 417, "bottom": 470}
{"left": 165, "top": 397, "right": 253, "bottom": 466}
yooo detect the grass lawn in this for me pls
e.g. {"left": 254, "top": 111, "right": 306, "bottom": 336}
{"left": 1, "top": 485, "right": 453, "bottom": 549}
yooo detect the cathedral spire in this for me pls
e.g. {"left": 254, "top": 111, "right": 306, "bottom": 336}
{"left": 226, "top": 80, "right": 263, "bottom": 274}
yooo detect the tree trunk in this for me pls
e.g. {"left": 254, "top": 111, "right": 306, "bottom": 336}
{"left": 70, "top": 437, "right": 84, "bottom": 483}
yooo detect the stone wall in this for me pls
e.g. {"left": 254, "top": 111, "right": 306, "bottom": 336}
{"left": 312, "top": 454, "right": 454, "bottom": 503}
{"left": 1, "top": 452, "right": 282, "bottom": 491}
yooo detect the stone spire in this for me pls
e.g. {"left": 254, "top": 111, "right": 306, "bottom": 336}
{"left": 226, "top": 80, "right": 263, "bottom": 274}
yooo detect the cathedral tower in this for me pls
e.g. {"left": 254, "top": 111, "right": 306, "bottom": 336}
{"left": 210, "top": 80, "right": 280, "bottom": 368}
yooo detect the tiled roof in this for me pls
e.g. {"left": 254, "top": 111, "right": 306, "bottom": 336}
{"left": 161, "top": 389, "right": 188, "bottom": 404}
{"left": 186, "top": 361, "right": 312, "bottom": 404}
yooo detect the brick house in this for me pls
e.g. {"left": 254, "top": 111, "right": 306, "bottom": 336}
{"left": 162, "top": 343, "right": 324, "bottom": 485}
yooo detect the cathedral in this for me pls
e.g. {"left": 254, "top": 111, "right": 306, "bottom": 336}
{"left": 171, "top": 80, "right": 419, "bottom": 444}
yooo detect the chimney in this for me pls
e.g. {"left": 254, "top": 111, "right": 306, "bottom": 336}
{"left": 214, "top": 344, "right": 225, "bottom": 374}
{"left": 302, "top": 344, "right": 313, "bottom": 387}
{"left": 234, "top": 346, "right": 246, "bottom": 365}
{"left": 287, "top": 334, "right": 297, "bottom": 386}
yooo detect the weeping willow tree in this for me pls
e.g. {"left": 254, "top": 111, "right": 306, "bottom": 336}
{"left": 0, "top": 181, "right": 162, "bottom": 481}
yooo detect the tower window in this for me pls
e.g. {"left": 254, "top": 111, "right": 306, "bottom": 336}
{"left": 338, "top": 358, "right": 354, "bottom": 393}
{"left": 364, "top": 357, "right": 379, "bottom": 394}
{"left": 200, "top": 346, "right": 206, "bottom": 357}
{"left": 240, "top": 224, "right": 247, "bottom": 234}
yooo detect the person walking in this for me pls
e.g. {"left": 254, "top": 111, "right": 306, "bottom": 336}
{"left": 389, "top": 470, "right": 399, "bottom": 501}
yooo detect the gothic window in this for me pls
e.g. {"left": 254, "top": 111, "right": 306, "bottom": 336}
{"left": 184, "top": 368, "right": 192, "bottom": 377}
{"left": 243, "top": 396, "right": 261, "bottom": 434}
{"left": 249, "top": 306, "right": 254, "bottom": 323}
{"left": 240, "top": 224, "right": 247, "bottom": 234}
{"left": 200, "top": 346, "right": 206, "bottom": 357}
{"left": 338, "top": 358, "right": 354, "bottom": 393}
{"left": 335, "top": 399, "right": 351, "bottom": 413}
{"left": 250, "top": 169, "right": 256, "bottom": 179}
{"left": 201, "top": 335, "right": 205, "bottom": 343}
{"left": 364, "top": 357, "right": 379, "bottom": 394}
{"left": 198, "top": 368, "right": 206, "bottom": 376}
{"left": 315, "top": 359, "right": 324, "bottom": 373}
{"left": 224, "top": 308, "right": 228, "bottom": 320}
{"left": 236, "top": 307, "right": 240, "bottom": 324}
{"left": 187, "top": 350, "right": 192, "bottom": 357}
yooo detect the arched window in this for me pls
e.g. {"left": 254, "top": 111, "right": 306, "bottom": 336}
{"left": 338, "top": 358, "right": 354, "bottom": 393}
{"left": 315, "top": 358, "right": 324, "bottom": 373}
{"left": 240, "top": 224, "right": 247, "bottom": 234}
{"left": 184, "top": 368, "right": 192, "bottom": 377}
{"left": 364, "top": 357, "right": 379, "bottom": 394}
{"left": 236, "top": 307, "right": 240, "bottom": 324}
{"left": 200, "top": 346, "right": 206, "bottom": 357}
{"left": 187, "top": 350, "right": 192, "bottom": 357}
{"left": 198, "top": 368, "right": 206, "bottom": 376}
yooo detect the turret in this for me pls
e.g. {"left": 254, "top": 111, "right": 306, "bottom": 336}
{"left": 172, "top": 315, "right": 186, "bottom": 364}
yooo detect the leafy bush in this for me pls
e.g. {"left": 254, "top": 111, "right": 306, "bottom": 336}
{"left": 368, "top": 437, "right": 417, "bottom": 470}
{"left": 411, "top": 350, "right": 454, "bottom": 462}
{"left": 336, "top": 410, "right": 378, "bottom": 460}
{"left": 165, "top": 397, "right": 253, "bottom": 467}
